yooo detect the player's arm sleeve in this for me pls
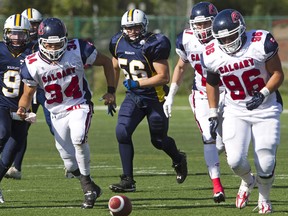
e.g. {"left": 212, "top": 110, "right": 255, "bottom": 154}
{"left": 79, "top": 39, "right": 97, "bottom": 65}
{"left": 109, "top": 32, "right": 122, "bottom": 58}
{"left": 148, "top": 34, "right": 171, "bottom": 61}
{"left": 264, "top": 33, "right": 279, "bottom": 61}
{"left": 206, "top": 71, "right": 220, "bottom": 86}
{"left": 20, "top": 62, "right": 38, "bottom": 87}
{"left": 175, "top": 32, "right": 189, "bottom": 63}
{"left": 200, "top": 54, "right": 220, "bottom": 86}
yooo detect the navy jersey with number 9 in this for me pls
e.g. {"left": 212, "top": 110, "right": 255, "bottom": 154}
{"left": 0, "top": 41, "right": 35, "bottom": 110}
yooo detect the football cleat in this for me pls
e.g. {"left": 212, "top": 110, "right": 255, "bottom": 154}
{"left": 80, "top": 175, "right": 102, "bottom": 209}
{"left": 213, "top": 191, "right": 225, "bottom": 203}
{"left": 109, "top": 175, "right": 136, "bottom": 192}
{"left": 81, "top": 183, "right": 102, "bottom": 209}
{"left": 5, "top": 167, "right": 21, "bottom": 180}
{"left": 235, "top": 174, "right": 256, "bottom": 209}
{"left": 0, "top": 189, "right": 4, "bottom": 203}
{"left": 256, "top": 200, "right": 273, "bottom": 214}
{"left": 172, "top": 151, "right": 188, "bottom": 184}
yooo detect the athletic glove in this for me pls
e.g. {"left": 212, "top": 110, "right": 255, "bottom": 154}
{"left": 208, "top": 108, "right": 218, "bottom": 140}
{"left": 209, "top": 117, "right": 219, "bottom": 140}
{"left": 108, "top": 103, "right": 116, "bottom": 116}
{"left": 123, "top": 79, "right": 139, "bottom": 90}
{"left": 163, "top": 83, "right": 179, "bottom": 118}
{"left": 246, "top": 91, "right": 265, "bottom": 110}
{"left": 163, "top": 95, "right": 173, "bottom": 118}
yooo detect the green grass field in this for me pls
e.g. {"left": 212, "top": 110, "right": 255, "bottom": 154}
{"left": 1, "top": 94, "right": 287, "bottom": 216}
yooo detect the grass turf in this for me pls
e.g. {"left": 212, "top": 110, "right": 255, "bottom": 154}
{"left": 1, "top": 95, "right": 287, "bottom": 216}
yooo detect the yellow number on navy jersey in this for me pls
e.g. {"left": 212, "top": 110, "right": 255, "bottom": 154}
{"left": 118, "top": 58, "right": 148, "bottom": 81}
{"left": 2, "top": 70, "right": 21, "bottom": 97}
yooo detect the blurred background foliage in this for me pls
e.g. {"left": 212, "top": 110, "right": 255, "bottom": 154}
{"left": 0, "top": 0, "right": 287, "bottom": 96}
{"left": 1, "top": 0, "right": 288, "bottom": 17}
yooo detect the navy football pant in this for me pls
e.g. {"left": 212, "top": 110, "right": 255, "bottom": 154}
{"left": 0, "top": 107, "right": 28, "bottom": 180}
{"left": 115, "top": 93, "right": 181, "bottom": 177}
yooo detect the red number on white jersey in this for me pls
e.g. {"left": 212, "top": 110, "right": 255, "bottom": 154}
{"left": 45, "top": 75, "right": 82, "bottom": 104}
{"left": 223, "top": 69, "right": 265, "bottom": 100}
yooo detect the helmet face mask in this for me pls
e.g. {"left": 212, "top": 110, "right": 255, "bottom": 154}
{"left": 38, "top": 18, "right": 68, "bottom": 61}
{"left": 190, "top": 20, "right": 213, "bottom": 42}
{"left": 121, "top": 9, "right": 148, "bottom": 42}
{"left": 189, "top": 2, "right": 218, "bottom": 43}
{"left": 3, "top": 14, "right": 31, "bottom": 54}
{"left": 29, "top": 21, "right": 41, "bottom": 38}
{"left": 212, "top": 9, "right": 246, "bottom": 54}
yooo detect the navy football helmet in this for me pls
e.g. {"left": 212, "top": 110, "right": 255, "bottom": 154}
{"left": 212, "top": 9, "right": 246, "bottom": 54}
{"left": 38, "top": 17, "right": 68, "bottom": 61}
{"left": 190, "top": 2, "right": 218, "bottom": 43}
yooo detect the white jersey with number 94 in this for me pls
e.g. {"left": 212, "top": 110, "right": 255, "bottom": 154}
{"left": 21, "top": 39, "right": 96, "bottom": 114}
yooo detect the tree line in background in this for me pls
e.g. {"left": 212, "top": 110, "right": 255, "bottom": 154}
{"left": 1, "top": 0, "right": 287, "bottom": 95}
{"left": 1, "top": 0, "right": 288, "bottom": 18}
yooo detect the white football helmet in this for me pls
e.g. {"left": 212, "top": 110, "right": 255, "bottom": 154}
{"left": 21, "top": 8, "right": 43, "bottom": 22}
{"left": 21, "top": 8, "right": 43, "bottom": 39}
{"left": 3, "top": 14, "right": 31, "bottom": 54}
{"left": 121, "top": 9, "right": 148, "bottom": 42}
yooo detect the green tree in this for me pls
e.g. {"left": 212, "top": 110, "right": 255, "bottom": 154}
{"left": 1, "top": 0, "right": 288, "bottom": 17}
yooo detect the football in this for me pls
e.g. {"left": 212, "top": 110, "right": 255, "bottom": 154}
{"left": 108, "top": 195, "right": 132, "bottom": 216}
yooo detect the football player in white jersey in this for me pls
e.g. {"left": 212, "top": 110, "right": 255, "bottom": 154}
{"left": 16, "top": 18, "right": 115, "bottom": 209}
{"left": 202, "top": 9, "right": 284, "bottom": 213}
{"left": 163, "top": 2, "right": 225, "bottom": 203}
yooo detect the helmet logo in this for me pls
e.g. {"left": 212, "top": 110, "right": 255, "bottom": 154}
{"left": 209, "top": 4, "right": 217, "bottom": 15}
{"left": 38, "top": 22, "right": 45, "bottom": 35}
{"left": 231, "top": 11, "right": 240, "bottom": 23}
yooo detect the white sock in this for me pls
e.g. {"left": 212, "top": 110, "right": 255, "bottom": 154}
{"left": 257, "top": 175, "right": 274, "bottom": 201}
{"left": 204, "top": 144, "right": 220, "bottom": 179}
{"left": 74, "top": 143, "right": 91, "bottom": 176}
{"left": 239, "top": 172, "right": 254, "bottom": 185}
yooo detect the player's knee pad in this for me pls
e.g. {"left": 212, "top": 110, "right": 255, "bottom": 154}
{"left": 227, "top": 155, "right": 247, "bottom": 173}
{"left": 255, "top": 149, "right": 276, "bottom": 176}
{"left": 116, "top": 123, "right": 131, "bottom": 144}
{"left": 71, "top": 132, "right": 87, "bottom": 145}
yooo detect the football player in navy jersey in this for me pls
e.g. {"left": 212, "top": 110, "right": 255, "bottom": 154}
{"left": 163, "top": 2, "right": 225, "bottom": 203}
{"left": 5, "top": 8, "right": 53, "bottom": 180}
{"left": 17, "top": 17, "right": 115, "bottom": 209}
{"left": 21, "top": 8, "right": 52, "bottom": 133}
{"left": 0, "top": 14, "right": 35, "bottom": 203}
{"left": 108, "top": 9, "right": 187, "bottom": 193}
{"left": 202, "top": 9, "right": 284, "bottom": 213}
